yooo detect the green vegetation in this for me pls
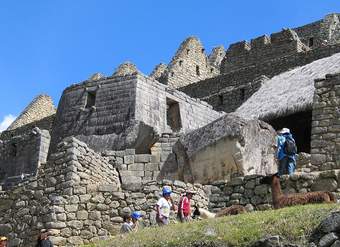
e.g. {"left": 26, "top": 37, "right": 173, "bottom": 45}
{"left": 83, "top": 204, "right": 340, "bottom": 247}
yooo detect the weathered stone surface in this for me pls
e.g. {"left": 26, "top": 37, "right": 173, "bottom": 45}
{"left": 311, "top": 178, "right": 338, "bottom": 192}
{"left": 319, "top": 233, "right": 338, "bottom": 247}
{"left": 171, "top": 114, "right": 276, "bottom": 183}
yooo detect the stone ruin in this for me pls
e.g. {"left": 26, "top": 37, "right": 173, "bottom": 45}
{"left": 2, "top": 13, "right": 340, "bottom": 247}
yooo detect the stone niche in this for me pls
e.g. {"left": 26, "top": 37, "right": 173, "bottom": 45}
{"left": 166, "top": 114, "right": 277, "bottom": 184}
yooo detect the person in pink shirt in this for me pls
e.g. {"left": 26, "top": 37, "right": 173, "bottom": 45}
{"left": 178, "top": 190, "right": 195, "bottom": 222}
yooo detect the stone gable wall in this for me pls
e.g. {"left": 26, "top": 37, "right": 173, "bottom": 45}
{"left": 311, "top": 73, "right": 340, "bottom": 170}
{"left": 7, "top": 95, "right": 56, "bottom": 131}
{"left": 164, "top": 37, "right": 217, "bottom": 88}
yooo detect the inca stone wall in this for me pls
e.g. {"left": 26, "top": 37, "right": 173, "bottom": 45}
{"left": 311, "top": 72, "right": 340, "bottom": 170}
{"left": 0, "top": 137, "right": 209, "bottom": 247}
{"left": 135, "top": 74, "right": 223, "bottom": 133}
{"left": 0, "top": 115, "right": 55, "bottom": 140}
{"left": 180, "top": 43, "right": 340, "bottom": 113}
{"left": 0, "top": 127, "right": 50, "bottom": 187}
{"left": 50, "top": 74, "right": 138, "bottom": 153}
{"left": 2, "top": 136, "right": 340, "bottom": 247}
{"left": 222, "top": 29, "right": 310, "bottom": 73}
{"left": 293, "top": 14, "right": 340, "bottom": 48}
{"left": 102, "top": 133, "right": 180, "bottom": 191}
{"left": 208, "top": 170, "right": 340, "bottom": 213}
{"left": 51, "top": 71, "right": 222, "bottom": 153}
{"left": 202, "top": 75, "right": 267, "bottom": 112}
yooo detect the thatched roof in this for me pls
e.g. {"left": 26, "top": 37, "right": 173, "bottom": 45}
{"left": 236, "top": 52, "right": 340, "bottom": 120}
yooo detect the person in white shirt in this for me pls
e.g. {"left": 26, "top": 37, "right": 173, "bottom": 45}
{"left": 156, "top": 187, "right": 175, "bottom": 226}
{"left": 120, "top": 215, "right": 133, "bottom": 234}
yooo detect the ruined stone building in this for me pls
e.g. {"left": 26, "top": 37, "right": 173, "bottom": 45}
{"left": 2, "top": 13, "right": 340, "bottom": 247}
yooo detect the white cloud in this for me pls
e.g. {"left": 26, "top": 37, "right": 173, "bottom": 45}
{"left": 0, "top": 114, "right": 16, "bottom": 132}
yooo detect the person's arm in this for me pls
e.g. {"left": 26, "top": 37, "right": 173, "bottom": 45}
{"left": 170, "top": 197, "right": 176, "bottom": 211}
{"left": 156, "top": 203, "right": 162, "bottom": 220}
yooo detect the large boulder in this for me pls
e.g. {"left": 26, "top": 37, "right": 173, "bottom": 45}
{"left": 310, "top": 212, "right": 340, "bottom": 246}
{"left": 161, "top": 114, "right": 277, "bottom": 184}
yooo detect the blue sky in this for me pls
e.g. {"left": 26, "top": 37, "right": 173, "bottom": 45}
{"left": 1, "top": 0, "right": 340, "bottom": 130}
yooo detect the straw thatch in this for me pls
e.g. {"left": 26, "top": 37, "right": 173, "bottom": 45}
{"left": 236, "top": 52, "right": 340, "bottom": 120}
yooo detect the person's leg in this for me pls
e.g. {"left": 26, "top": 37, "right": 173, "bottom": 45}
{"left": 278, "top": 158, "right": 287, "bottom": 176}
{"left": 287, "top": 158, "right": 296, "bottom": 175}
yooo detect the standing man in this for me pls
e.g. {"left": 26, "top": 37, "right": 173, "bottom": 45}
{"left": 178, "top": 190, "right": 195, "bottom": 222}
{"left": 156, "top": 187, "right": 175, "bottom": 226}
{"left": 277, "top": 128, "right": 297, "bottom": 176}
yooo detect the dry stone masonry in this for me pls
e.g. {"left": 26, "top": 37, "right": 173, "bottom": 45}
{"left": 2, "top": 13, "right": 340, "bottom": 247}
{"left": 312, "top": 73, "right": 340, "bottom": 171}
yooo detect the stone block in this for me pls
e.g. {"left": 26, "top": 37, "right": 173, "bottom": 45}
{"left": 311, "top": 178, "right": 337, "bottom": 192}
{"left": 121, "top": 176, "right": 142, "bottom": 191}
{"left": 145, "top": 163, "right": 159, "bottom": 171}
{"left": 134, "top": 154, "right": 151, "bottom": 163}
{"left": 128, "top": 163, "right": 145, "bottom": 171}
{"left": 65, "top": 204, "right": 78, "bottom": 212}
{"left": 77, "top": 210, "right": 89, "bottom": 220}
{"left": 112, "top": 192, "right": 125, "bottom": 200}
{"left": 124, "top": 155, "right": 134, "bottom": 164}
{"left": 67, "top": 236, "right": 84, "bottom": 245}
{"left": 49, "top": 236, "right": 66, "bottom": 245}
{"left": 46, "top": 222, "right": 67, "bottom": 229}
{"left": 254, "top": 184, "right": 269, "bottom": 195}
{"left": 68, "top": 220, "right": 83, "bottom": 230}
{"left": 89, "top": 211, "right": 101, "bottom": 220}
{"left": 151, "top": 154, "right": 160, "bottom": 163}
{"left": 98, "top": 184, "right": 116, "bottom": 192}
{"left": 319, "top": 232, "right": 338, "bottom": 247}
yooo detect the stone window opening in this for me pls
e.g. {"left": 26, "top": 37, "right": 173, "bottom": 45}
{"left": 240, "top": 88, "right": 245, "bottom": 101}
{"left": 196, "top": 65, "right": 200, "bottom": 76}
{"left": 10, "top": 143, "right": 17, "bottom": 157}
{"left": 179, "top": 60, "right": 183, "bottom": 66}
{"left": 171, "top": 72, "right": 175, "bottom": 77}
{"left": 186, "top": 49, "right": 190, "bottom": 55}
{"left": 85, "top": 90, "right": 96, "bottom": 108}
{"left": 218, "top": 94, "right": 224, "bottom": 105}
{"left": 166, "top": 98, "right": 182, "bottom": 132}
{"left": 309, "top": 37, "right": 314, "bottom": 47}
{"left": 201, "top": 48, "right": 205, "bottom": 53}
{"left": 210, "top": 68, "right": 214, "bottom": 73}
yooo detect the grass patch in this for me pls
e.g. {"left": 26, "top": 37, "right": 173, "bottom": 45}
{"left": 83, "top": 203, "right": 340, "bottom": 247}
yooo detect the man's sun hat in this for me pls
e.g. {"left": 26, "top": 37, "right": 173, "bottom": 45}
{"left": 0, "top": 236, "right": 7, "bottom": 241}
{"left": 279, "top": 128, "right": 290, "bottom": 134}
